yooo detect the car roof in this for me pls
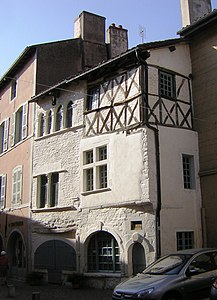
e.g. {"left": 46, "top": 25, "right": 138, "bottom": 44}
{"left": 170, "top": 248, "right": 217, "bottom": 256}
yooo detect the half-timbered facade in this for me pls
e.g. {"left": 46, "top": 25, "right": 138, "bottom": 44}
{"left": 30, "top": 40, "right": 202, "bottom": 287}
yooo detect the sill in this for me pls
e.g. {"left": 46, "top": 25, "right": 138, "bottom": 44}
{"left": 32, "top": 205, "right": 76, "bottom": 213}
{"left": 81, "top": 187, "right": 111, "bottom": 196}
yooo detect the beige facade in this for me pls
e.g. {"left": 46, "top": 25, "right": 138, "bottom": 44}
{"left": 30, "top": 41, "right": 202, "bottom": 287}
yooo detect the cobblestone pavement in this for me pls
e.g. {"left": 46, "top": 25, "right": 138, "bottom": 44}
{"left": 0, "top": 281, "right": 113, "bottom": 300}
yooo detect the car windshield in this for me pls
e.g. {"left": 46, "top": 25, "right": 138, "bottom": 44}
{"left": 143, "top": 254, "right": 192, "bottom": 275}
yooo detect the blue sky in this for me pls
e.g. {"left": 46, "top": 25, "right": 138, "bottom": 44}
{"left": 1, "top": 0, "right": 217, "bottom": 76}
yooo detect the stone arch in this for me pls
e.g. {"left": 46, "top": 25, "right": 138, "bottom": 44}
{"left": 125, "top": 233, "right": 155, "bottom": 276}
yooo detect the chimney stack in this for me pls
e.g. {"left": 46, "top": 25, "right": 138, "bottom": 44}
{"left": 74, "top": 11, "right": 105, "bottom": 45}
{"left": 180, "top": 0, "right": 212, "bottom": 28}
{"left": 106, "top": 23, "right": 128, "bottom": 58}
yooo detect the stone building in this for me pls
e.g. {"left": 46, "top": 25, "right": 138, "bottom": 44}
{"left": 0, "top": 11, "right": 128, "bottom": 280}
{"left": 30, "top": 37, "right": 202, "bottom": 287}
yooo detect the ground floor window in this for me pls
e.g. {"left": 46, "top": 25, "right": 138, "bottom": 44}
{"left": 88, "top": 231, "right": 120, "bottom": 272}
{"left": 176, "top": 231, "right": 194, "bottom": 250}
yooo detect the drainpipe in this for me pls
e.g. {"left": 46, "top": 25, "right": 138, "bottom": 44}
{"left": 136, "top": 49, "right": 162, "bottom": 258}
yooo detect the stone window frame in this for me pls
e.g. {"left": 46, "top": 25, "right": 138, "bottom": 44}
{"left": 82, "top": 144, "right": 108, "bottom": 193}
{"left": 37, "top": 172, "right": 59, "bottom": 208}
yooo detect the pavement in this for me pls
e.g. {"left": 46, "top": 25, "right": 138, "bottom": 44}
{"left": 0, "top": 280, "right": 113, "bottom": 300}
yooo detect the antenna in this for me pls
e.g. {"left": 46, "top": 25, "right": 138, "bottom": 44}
{"left": 139, "top": 25, "right": 145, "bottom": 43}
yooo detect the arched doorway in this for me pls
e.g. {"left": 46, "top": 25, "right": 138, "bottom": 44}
{"left": 34, "top": 240, "right": 76, "bottom": 284}
{"left": 7, "top": 231, "right": 26, "bottom": 279}
{"left": 87, "top": 231, "right": 120, "bottom": 272}
{"left": 132, "top": 242, "right": 146, "bottom": 275}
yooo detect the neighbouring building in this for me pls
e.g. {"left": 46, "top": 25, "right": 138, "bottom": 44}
{"left": 30, "top": 36, "right": 202, "bottom": 287}
{"left": 0, "top": 11, "right": 128, "bottom": 280}
{"left": 179, "top": 0, "right": 217, "bottom": 247}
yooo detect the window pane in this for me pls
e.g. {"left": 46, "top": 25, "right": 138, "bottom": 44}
{"left": 182, "top": 155, "right": 194, "bottom": 189}
{"left": 66, "top": 102, "right": 73, "bottom": 128}
{"left": 85, "top": 150, "right": 93, "bottom": 164}
{"left": 86, "top": 168, "right": 93, "bottom": 191}
{"left": 40, "top": 175, "right": 48, "bottom": 208}
{"left": 47, "top": 111, "right": 52, "bottom": 134}
{"left": 87, "top": 87, "right": 100, "bottom": 110}
{"left": 50, "top": 173, "right": 59, "bottom": 207}
{"left": 98, "top": 146, "right": 107, "bottom": 161}
{"left": 87, "top": 232, "right": 120, "bottom": 272}
{"left": 99, "top": 165, "right": 107, "bottom": 189}
{"left": 56, "top": 106, "right": 63, "bottom": 131}
{"left": 177, "top": 231, "right": 194, "bottom": 250}
{"left": 160, "top": 71, "right": 175, "bottom": 98}
{"left": 40, "top": 114, "right": 45, "bottom": 137}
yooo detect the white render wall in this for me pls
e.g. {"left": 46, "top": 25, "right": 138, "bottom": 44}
{"left": 159, "top": 126, "right": 202, "bottom": 254}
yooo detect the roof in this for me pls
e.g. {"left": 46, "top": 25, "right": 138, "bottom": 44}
{"left": 30, "top": 37, "right": 184, "bottom": 102}
{"left": 178, "top": 9, "right": 217, "bottom": 37}
{"left": 0, "top": 38, "right": 76, "bottom": 91}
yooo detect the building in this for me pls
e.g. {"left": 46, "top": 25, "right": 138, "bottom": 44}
{"left": 179, "top": 0, "right": 217, "bottom": 247}
{"left": 30, "top": 36, "right": 202, "bottom": 287}
{"left": 0, "top": 11, "right": 128, "bottom": 280}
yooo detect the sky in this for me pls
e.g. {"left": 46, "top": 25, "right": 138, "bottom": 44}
{"left": 1, "top": 0, "right": 217, "bottom": 77}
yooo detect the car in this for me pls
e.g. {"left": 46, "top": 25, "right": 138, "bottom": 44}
{"left": 112, "top": 248, "right": 217, "bottom": 300}
{"left": 210, "top": 278, "right": 217, "bottom": 299}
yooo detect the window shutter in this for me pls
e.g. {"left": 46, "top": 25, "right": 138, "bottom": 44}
{"left": 11, "top": 113, "right": 15, "bottom": 146}
{"left": 22, "top": 103, "right": 28, "bottom": 139}
{"left": 12, "top": 169, "right": 17, "bottom": 204}
{"left": 0, "top": 174, "right": 7, "bottom": 208}
{"left": 3, "top": 118, "right": 9, "bottom": 151}
{"left": 17, "top": 166, "right": 23, "bottom": 203}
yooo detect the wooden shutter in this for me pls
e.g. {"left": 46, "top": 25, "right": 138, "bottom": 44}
{"left": 0, "top": 174, "right": 6, "bottom": 208}
{"left": 11, "top": 113, "right": 15, "bottom": 146}
{"left": 22, "top": 103, "right": 28, "bottom": 139}
{"left": 3, "top": 118, "right": 9, "bottom": 151}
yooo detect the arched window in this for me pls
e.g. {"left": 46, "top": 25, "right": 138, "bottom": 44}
{"left": 56, "top": 106, "right": 63, "bottom": 131}
{"left": 47, "top": 111, "right": 52, "bottom": 134}
{"left": 39, "top": 114, "right": 45, "bottom": 137}
{"left": 87, "top": 231, "right": 120, "bottom": 272}
{"left": 66, "top": 101, "right": 73, "bottom": 128}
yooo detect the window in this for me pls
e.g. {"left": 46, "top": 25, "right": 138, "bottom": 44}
{"left": 47, "top": 110, "right": 52, "bottom": 134}
{"left": 176, "top": 231, "right": 194, "bottom": 250}
{"left": 0, "top": 119, "right": 9, "bottom": 153}
{"left": 55, "top": 106, "right": 63, "bottom": 131}
{"left": 0, "top": 174, "right": 7, "bottom": 209}
{"left": 66, "top": 101, "right": 73, "bottom": 128}
{"left": 87, "top": 231, "right": 120, "bottom": 272}
{"left": 12, "top": 166, "right": 23, "bottom": 205}
{"left": 131, "top": 221, "right": 142, "bottom": 230}
{"left": 11, "top": 103, "right": 28, "bottom": 145}
{"left": 11, "top": 79, "right": 17, "bottom": 100}
{"left": 182, "top": 154, "right": 195, "bottom": 189}
{"left": 38, "top": 172, "right": 59, "bottom": 208}
{"left": 159, "top": 70, "right": 175, "bottom": 98}
{"left": 87, "top": 87, "right": 100, "bottom": 110}
{"left": 39, "top": 113, "right": 46, "bottom": 137}
{"left": 83, "top": 145, "right": 108, "bottom": 192}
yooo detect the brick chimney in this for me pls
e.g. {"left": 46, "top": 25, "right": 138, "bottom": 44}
{"left": 180, "top": 0, "right": 212, "bottom": 28}
{"left": 106, "top": 23, "right": 128, "bottom": 58}
{"left": 74, "top": 11, "right": 105, "bottom": 45}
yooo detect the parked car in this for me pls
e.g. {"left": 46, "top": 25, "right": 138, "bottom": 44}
{"left": 210, "top": 278, "right": 217, "bottom": 299}
{"left": 112, "top": 248, "right": 217, "bottom": 300}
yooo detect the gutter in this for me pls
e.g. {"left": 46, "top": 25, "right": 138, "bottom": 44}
{"left": 136, "top": 49, "right": 162, "bottom": 258}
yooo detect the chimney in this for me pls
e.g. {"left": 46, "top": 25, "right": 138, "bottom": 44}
{"left": 180, "top": 0, "right": 212, "bottom": 28}
{"left": 106, "top": 23, "right": 128, "bottom": 58}
{"left": 74, "top": 11, "right": 105, "bottom": 44}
